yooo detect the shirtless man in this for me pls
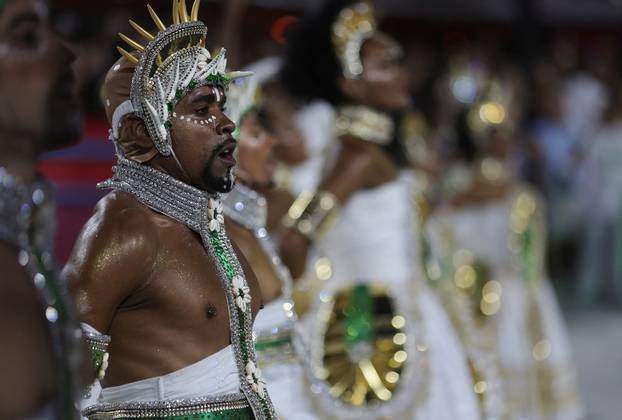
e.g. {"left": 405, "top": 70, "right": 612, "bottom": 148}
{"left": 0, "top": 0, "right": 83, "bottom": 417}
{"left": 64, "top": 2, "right": 275, "bottom": 418}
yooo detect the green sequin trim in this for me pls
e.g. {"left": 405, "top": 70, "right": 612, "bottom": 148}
{"left": 518, "top": 222, "right": 537, "bottom": 283}
{"left": 343, "top": 284, "right": 374, "bottom": 350}
{"left": 205, "top": 73, "right": 232, "bottom": 86}
{"left": 91, "top": 349, "right": 105, "bottom": 369}
{"left": 208, "top": 229, "right": 273, "bottom": 417}
{"left": 211, "top": 231, "right": 236, "bottom": 279}
{"left": 210, "top": 231, "right": 249, "bottom": 362}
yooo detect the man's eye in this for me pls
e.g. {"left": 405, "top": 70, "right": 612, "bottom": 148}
{"left": 220, "top": 106, "right": 228, "bottom": 113}
{"left": 14, "top": 29, "right": 39, "bottom": 48}
{"left": 196, "top": 107, "right": 209, "bottom": 115}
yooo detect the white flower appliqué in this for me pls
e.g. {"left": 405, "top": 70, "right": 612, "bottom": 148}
{"left": 208, "top": 197, "right": 225, "bottom": 232}
{"left": 232, "top": 275, "right": 251, "bottom": 312}
{"left": 245, "top": 361, "right": 267, "bottom": 398}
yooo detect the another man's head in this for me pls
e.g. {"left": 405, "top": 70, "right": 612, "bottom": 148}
{"left": 103, "top": 2, "right": 248, "bottom": 194}
{"left": 0, "top": 0, "right": 80, "bottom": 157}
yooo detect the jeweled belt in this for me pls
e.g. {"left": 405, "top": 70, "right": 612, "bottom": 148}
{"left": 83, "top": 393, "right": 252, "bottom": 419}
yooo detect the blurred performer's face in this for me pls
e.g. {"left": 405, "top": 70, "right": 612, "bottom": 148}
{"left": 0, "top": 0, "right": 80, "bottom": 153}
{"left": 237, "top": 110, "right": 277, "bottom": 190}
{"left": 261, "top": 81, "right": 308, "bottom": 165}
{"left": 169, "top": 85, "right": 238, "bottom": 193}
{"left": 340, "top": 33, "right": 411, "bottom": 112}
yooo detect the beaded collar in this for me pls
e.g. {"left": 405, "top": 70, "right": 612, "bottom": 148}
{"left": 0, "top": 167, "right": 82, "bottom": 419}
{"left": 223, "top": 184, "right": 296, "bottom": 319}
{"left": 335, "top": 105, "right": 394, "bottom": 145}
{"left": 98, "top": 158, "right": 276, "bottom": 419}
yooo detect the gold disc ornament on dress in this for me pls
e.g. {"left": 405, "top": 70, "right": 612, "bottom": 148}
{"left": 306, "top": 283, "right": 428, "bottom": 418}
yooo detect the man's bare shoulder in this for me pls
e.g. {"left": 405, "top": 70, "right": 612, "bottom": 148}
{"left": 63, "top": 191, "right": 160, "bottom": 312}
{"left": 72, "top": 190, "right": 159, "bottom": 259}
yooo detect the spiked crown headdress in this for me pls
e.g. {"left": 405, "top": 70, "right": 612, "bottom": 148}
{"left": 111, "top": 0, "right": 251, "bottom": 156}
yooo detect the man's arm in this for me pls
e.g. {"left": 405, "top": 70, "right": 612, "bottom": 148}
{"left": 62, "top": 196, "right": 158, "bottom": 380}
{"left": 64, "top": 197, "right": 158, "bottom": 333}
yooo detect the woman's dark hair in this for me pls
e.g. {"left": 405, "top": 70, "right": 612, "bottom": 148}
{"left": 279, "top": 0, "right": 359, "bottom": 106}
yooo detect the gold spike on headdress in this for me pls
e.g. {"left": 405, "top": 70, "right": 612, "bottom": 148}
{"left": 191, "top": 0, "right": 201, "bottom": 21}
{"left": 117, "top": 46, "right": 139, "bottom": 65}
{"left": 118, "top": 32, "right": 145, "bottom": 52}
{"left": 179, "top": 0, "right": 190, "bottom": 23}
{"left": 147, "top": 4, "right": 166, "bottom": 31}
{"left": 332, "top": 1, "right": 377, "bottom": 79}
{"left": 117, "top": 1, "right": 205, "bottom": 67}
{"left": 129, "top": 19, "right": 155, "bottom": 41}
{"left": 172, "top": 0, "right": 180, "bottom": 25}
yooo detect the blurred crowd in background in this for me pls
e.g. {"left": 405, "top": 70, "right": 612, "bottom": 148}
{"left": 43, "top": 0, "right": 622, "bottom": 309}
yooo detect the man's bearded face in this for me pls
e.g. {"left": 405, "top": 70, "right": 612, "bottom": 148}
{"left": 170, "top": 85, "right": 237, "bottom": 193}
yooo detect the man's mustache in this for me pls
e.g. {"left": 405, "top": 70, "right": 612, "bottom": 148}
{"left": 212, "top": 137, "right": 237, "bottom": 157}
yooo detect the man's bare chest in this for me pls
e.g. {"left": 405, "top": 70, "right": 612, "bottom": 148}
{"left": 120, "top": 225, "right": 260, "bottom": 323}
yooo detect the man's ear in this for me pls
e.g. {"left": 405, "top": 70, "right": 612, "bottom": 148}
{"left": 338, "top": 77, "right": 364, "bottom": 103}
{"left": 117, "top": 115, "right": 159, "bottom": 163}
{"left": 122, "top": 115, "right": 152, "bottom": 149}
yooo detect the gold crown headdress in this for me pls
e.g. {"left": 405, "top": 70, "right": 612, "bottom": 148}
{"left": 112, "top": 0, "right": 251, "bottom": 156}
{"left": 331, "top": 1, "right": 377, "bottom": 79}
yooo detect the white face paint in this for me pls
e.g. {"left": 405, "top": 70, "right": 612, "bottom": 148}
{"left": 172, "top": 85, "right": 223, "bottom": 128}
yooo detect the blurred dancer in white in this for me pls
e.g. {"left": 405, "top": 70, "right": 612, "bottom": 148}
{"left": 425, "top": 65, "right": 584, "bottom": 420}
{"left": 278, "top": 1, "right": 481, "bottom": 419}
